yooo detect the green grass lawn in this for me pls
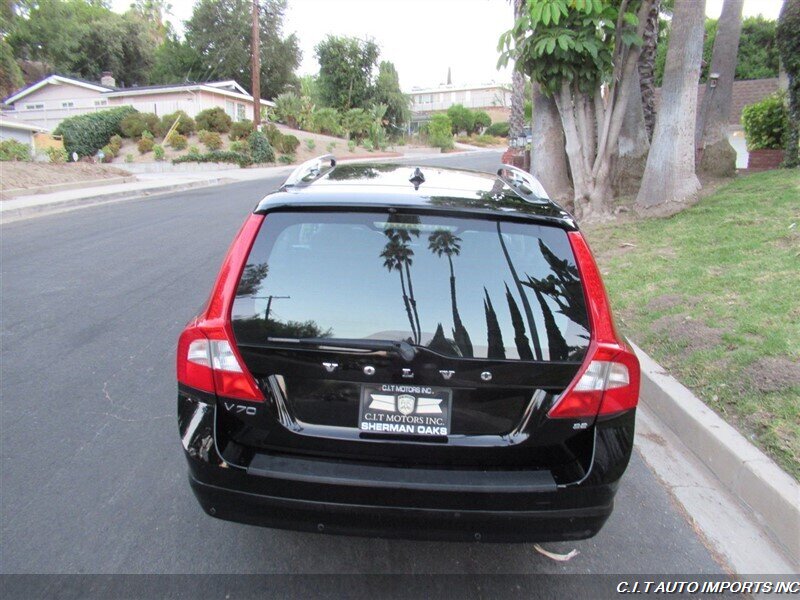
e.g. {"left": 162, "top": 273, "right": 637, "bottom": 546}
{"left": 585, "top": 169, "right": 800, "bottom": 479}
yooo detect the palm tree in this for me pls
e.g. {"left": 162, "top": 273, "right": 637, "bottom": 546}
{"left": 509, "top": 0, "right": 526, "bottom": 141}
{"left": 428, "top": 229, "right": 473, "bottom": 357}
{"left": 484, "top": 288, "right": 506, "bottom": 359}
{"left": 380, "top": 237, "right": 418, "bottom": 343}
{"left": 638, "top": 0, "right": 662, "bottom": 141}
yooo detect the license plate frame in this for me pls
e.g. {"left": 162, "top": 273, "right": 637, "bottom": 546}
{"left": 358, "top": 383, "right": 452, "bottom": 437}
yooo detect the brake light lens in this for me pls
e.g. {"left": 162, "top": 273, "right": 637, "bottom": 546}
{"left": 176, "top": 214, "right": 266, "bottom": 402}
{"left": 548, "top": 232, "right": 641, "bottom": 419}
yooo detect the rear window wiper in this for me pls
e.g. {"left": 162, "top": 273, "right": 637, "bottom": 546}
{"left": 264, "top": 337, "right": 417, "bottom": 362}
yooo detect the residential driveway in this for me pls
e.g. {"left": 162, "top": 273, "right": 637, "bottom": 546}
{"left": 0, "top": 151, "right": 725, "bottom": 595}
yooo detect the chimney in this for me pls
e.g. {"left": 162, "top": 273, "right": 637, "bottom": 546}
{"left": 100, "top": 71, "right": 116, "bottom": 88}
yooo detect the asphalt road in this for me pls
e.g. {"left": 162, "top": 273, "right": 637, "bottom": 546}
{"left": 0, "top": 151, "right": 725, "bottom": 595}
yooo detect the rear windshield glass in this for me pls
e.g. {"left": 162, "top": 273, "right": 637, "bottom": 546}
{"left": 232, "top": 212, "right": 590, "bottom": 362}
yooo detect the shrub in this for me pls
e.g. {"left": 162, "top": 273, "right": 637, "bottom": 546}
{"left": 172, "top": 150, "right": 252, "bottom": 168}
{"left": 195, "top": 107, "right": 232, "bottom": 133}
{"left": 167, "top": 132, "right": 188, "bottom": 150}
{"left": 428, "top": 114, "right": 454, "bottom": 150}
{"left": 124, "top": 153, "right": 134, "bottom": 163}
{"left": 342, "top": 108, "right": 372, "bottom": 141}
{"left": 137, "top": 137, "right": 154, "bottom": 154}
{"left": 153, "top": 144, "right": 165, "bottom": 161}
{"left": 188, "top": 145, "right": 200, "bottom": 156}
{"left": 485, "top": 121, "right": 510, "bottom": 137}
{"left": 46, "top": 146, "right": 67, "bottom": 163}
{"left": 278, "top": 154, "right": 295, "bottom": 164}
{"left": 362, "top": 139, "right": 374, "bottom": 152}
{"left": 229, "top": 120, "right": 254, "bottom": 141}
{"left": 348, "top": 139, "right": 356, "bottom": 152}
{"left": 312, "top": 107, "right": 341, "bottom": 135}
{"left": 100, "top": 145, "right": 115, "bottom": 162}
{"left": 274, "top": 92, "right": 302, "bottom": 128}
{"left": 108, "top": 134, "right": 123, "bottom": 153}
{"left": 473, "top": 110, "right": 492, "bottom": 132}
{"left": 326, "top": 142, "right": 337, "bottom": 153}
{"left": 141, "top": 130, "right": 154, "bottom": 140}
{"left": 277, "top": 134, "right": 299, "bottom": 154}
{"left": 53, "top": 106, "right": 136, "bottom": 156}
{"left": 120, "top": 112, "right": 161, "bottom": 139}
{"left": 198, "top": 130, "right": 223, "bottom": 150}
{"left": 742, "top": 92, "right": 789, "bottom": 150}
{"left": 248, "top": 130, "right": 275, "bottom": 163}
{"left": 264, "top": 123, "right": 281, "bottom": 146}
{"left": 159, "top": 110, "right": 195, "bottom": 136}
{"left": 0, "top": 139, "right": 31, "bottom": 161}
{"left": 447, "top": 104, "right": 475, "bottom": 135}
{"left": 304, "top": 138, "right": 316, "bottom": 151}
{"left": 229, "top": 140, "right": 248, "bottom": 153}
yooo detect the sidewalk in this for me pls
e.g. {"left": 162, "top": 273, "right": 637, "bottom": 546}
{"left": 0, "top": 149, "right": 487, "bottom": 224}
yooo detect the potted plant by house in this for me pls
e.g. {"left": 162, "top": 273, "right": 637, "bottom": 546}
{"left": 742, "top": 92, "right": 790, "bottom": 171}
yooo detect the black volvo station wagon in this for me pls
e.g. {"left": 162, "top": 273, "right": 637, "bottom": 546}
{"left": 176, "top": 156, "right": 640, "bottom": 542}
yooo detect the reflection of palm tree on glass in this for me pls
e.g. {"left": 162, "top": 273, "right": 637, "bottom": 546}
{"left": 428, "top": 229, "right": 473, "bottom": 357}
{"left": 505, "top": 283, "right": 534, "bottom": 360}
{"left": 496, "top": 222, "right": 543, "bottom": 360}
{"left": 380, "top": 236, "right": 418, "bottom": 343}
{"left": 483, "top": 288, "right": 506, "bottom": 359}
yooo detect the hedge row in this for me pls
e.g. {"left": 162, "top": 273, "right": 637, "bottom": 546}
{"left": 53, "top": 106, "right": 137, "bottom": 157}
{"left": 172, "top": 150, "right": 253, "bottom": 168}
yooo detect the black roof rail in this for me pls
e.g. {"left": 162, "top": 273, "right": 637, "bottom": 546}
{"left": 497, "top": 164, "right": 550, "bottom": 204}
{"left": 282, "top": 154, "right": 337, "bottom": 189}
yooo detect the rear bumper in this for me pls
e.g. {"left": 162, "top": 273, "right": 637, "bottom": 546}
{"left": 188, "top": 473, "right": 613, "bottom": 542}
{"left": 179, "top": 393, "right": 632, "bottom": 542}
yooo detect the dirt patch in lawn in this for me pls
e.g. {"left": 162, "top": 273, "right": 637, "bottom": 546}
{"left": 1, "top": 162, "right": 131, "bottom": 193}
{"left": 651, "top": 314, "right": 723, "bottom": 351}
{"left": 646, "top": 294, "right": 694, "bottom": 312}
{"left": 744, "top": 358, "right": 800, "bottom": 393}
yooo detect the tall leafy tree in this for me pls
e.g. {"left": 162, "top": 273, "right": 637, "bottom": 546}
{"left": 315, "top": 35, "right": 378, "bottom": 111}
{"left": 372, "top": 60, "right": 410, "bottom": 131}
{"left": 636, "top": 0, "right": 705, "bottom": 213}
{"left": 776, "top": 0, "right": 800, "bottom": 167}
{"left": 183, "top": 0, "right": 299, "bottom": 98}
{"left": 499, "top": 0, "right": 656, "bottom": 220}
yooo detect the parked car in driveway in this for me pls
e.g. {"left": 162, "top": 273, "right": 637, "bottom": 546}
{"left": 176, "top": 155, "right": 640, "bottom": 542}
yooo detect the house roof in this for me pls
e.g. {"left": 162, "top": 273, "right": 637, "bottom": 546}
{"left": 407, "top": 82, "right": 511, "bottom": 95}
{"left": 104, "top": 81, "right": 275, "bottom": 106}
{"left": 4, "top": 74, "right": 113, "bottom": 104}
{"left": 0, "top": 118, "right": 48, "bottom": 132}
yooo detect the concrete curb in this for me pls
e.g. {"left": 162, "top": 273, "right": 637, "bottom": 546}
{"left": 1, "top": 176, "right": 138, "bottom": 199}
{"left": 631, "top": 341, "right": 800, "bottom": 563}
{"left": 0, "top": 178, "right": 231, "bottom": 224}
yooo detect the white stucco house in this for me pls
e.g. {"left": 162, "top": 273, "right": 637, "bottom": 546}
{"left": 1, "top": 73, "right": 275, "bottom": 131}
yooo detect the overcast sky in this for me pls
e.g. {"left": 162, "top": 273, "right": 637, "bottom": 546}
{"left": 112, "top": 0, "right": 784, "bottom": 91}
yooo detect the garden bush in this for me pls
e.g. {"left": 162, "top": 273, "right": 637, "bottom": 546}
{"left": 99, "top": 144, "right": 116, "bottom": 162}
{"left": 742, "top": 92, "right": 789, "bottom": 150}
{"left": 198, "top": 130, "right": 223, "bottom": 151}
{"left": 159, "top": 110, "right": 195, "bottom": 136}
{"left": 167, "top": 132, "right": 188, "bottom": 150}
{"left": 312, "top": 107, "right": 342, "bottom": 136}
{"left": 173, "top": 150, "right": 252, "bottom": 168}
{"left": 0, "top": 139, "right": 31, "bottom": 161}
{"left": 277, "top": 133, "right": 300, "bottom": 154}
{"left": 195, "top": 107, "right": 232, "bottom": 133}
{"left": 137, "top": 137, "right": 154, "bottom": 154}
{"left": 348, "top": 139, "right": 356, "bottom": 152}
{"left": 274, "top": 92, "right": 302, "bottom": 128}
{"left": 124, "top": 153, "right": 134, "bottom": 163}
{"left": 46, "top": 147, "right": 67, "bottom": 163}
{"left": 342, "top": 108, "right": 372, "bottom": 141}
{"left": 446, "top": 104, "right": 475, "bottom": 135}
{"left": 362, "top": 139, "right": 374, "bottom": 152}
{"left": 108, "top": 134, "right": 123, "bottom": 155}
{"left": 485, "top": 121, "right": 510, "bottom": 137}
{"left": 153, "top": 144, "right": 165, "bottom": 161}
{"left": 120, "top": 112, "right": 161, "bottom": 139}
{"left": 428, "top": 114, "right": 454, "bottom": 150}
{"left": 188, "top": 145, "right": 200, "bottom": 156}
{"left": 229, "top": 120, "right": 254, "bottom": 141}
{"left": 473, "top": 110, "right": 492, "bottom": 132}
{"left": 229, "top": 140, "right": 248, "bottom": 154}
{"left": 305, "top": 138, "right": 316, "bottom": 151}
{"left": 53, "top": 106, "right": 136, "bottom": 156}
{"left": 278, "top": 154, "right": 295, "bottom": 164}
{"left": 248, "top": 130, "right": 275, "bottom": 163}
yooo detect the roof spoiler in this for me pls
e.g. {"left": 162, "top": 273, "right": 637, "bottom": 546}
{"left": 282, "top": 154, "right": 337, "bottom": 189}
{"left": 497, "top": 164, "right": 550, "bottom": 203}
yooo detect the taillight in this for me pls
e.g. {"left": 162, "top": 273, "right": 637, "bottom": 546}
{"left": 548, "top": 232, "right": 641, "bottom": 419}
{"left": 176, "top": 214, "right": 266, "bottom": 402}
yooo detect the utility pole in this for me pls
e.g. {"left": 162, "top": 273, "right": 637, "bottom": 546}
{"left": 251, "top": 0, "right": 261, "bottom": 128}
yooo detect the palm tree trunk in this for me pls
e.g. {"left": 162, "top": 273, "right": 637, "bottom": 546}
{"left": 509, "top": 0, "right": 526, "bottom": 141}
{"left": 638, "top": 0, "right": 661, "bottom": 141}
{"left": 404, "top": 262, "right": 422, "bottom": 344}
{"left": 448, "top": 255, "right": 473, "bottom": 357}
{"left": 398, "top": 269, "right": 417, "bottom": 343}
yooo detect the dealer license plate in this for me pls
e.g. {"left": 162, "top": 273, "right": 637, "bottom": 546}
{"left": 358, "top": 383, "right": 452, "bottom": 437}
